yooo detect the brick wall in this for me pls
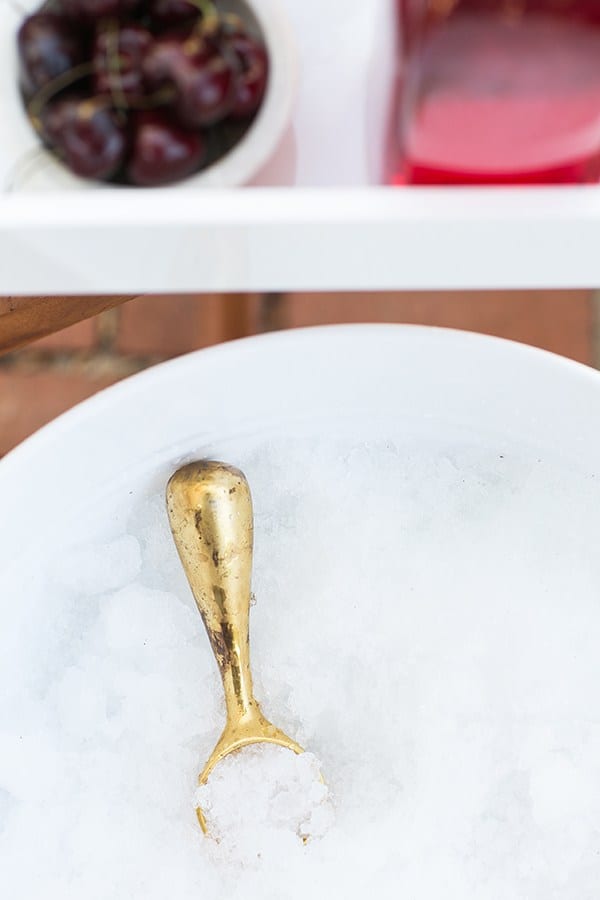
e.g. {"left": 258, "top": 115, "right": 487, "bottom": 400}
{"left": 0, "top": 291, "right": 595, "bottom": 456}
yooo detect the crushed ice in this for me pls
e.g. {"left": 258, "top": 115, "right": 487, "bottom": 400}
{"left": 2, "top": 439, "right": 600, "bottom": 899}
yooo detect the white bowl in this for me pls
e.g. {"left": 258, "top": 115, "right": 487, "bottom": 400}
{"left": 2, "top": 325, "right": 600, "bottom": 896}
{"left": 0, "top": 0, "right": 297, "bottom": 191}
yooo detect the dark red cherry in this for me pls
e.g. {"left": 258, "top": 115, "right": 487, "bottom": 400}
{"left": 225, "top": 33, "right": 268, "bottom": 118}
{"left": 43, "top": 96, "right": 127, "bottom": 180}
{"left": 147, "top": 0, "right": 198, "bottom": 27}
{"left": 127, "top": 110, "right": 205, "bottom": 185}
{"left": 93, "top": 24, "right": 152, "bottom": 103}
{"left": 143, "top": 34, "right": 235, "bottom": 128}
{"left": 58, "top": 0, "right": 141, "bottom": 22}
{"left": 17, "top": 13, "right": 85, "bottom": 98}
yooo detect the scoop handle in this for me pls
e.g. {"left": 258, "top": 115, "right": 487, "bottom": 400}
{"left": 166, "top": 460, "right": 256, "bottom": 720}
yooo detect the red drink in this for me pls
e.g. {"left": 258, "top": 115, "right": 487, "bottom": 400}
{"left": 396, "top": 1, "right": 600, "bottom": 184}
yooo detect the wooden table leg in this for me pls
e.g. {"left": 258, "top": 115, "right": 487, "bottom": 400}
{"left": 0, "top": 296, "right": 138, "bottom": 356}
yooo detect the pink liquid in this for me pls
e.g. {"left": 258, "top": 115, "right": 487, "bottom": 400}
{"left": 396, "top": 12, "right": 600, "bottom": 184}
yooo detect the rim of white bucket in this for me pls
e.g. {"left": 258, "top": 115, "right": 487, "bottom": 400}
{"left": 1, "top": 323, "right": 599, "bottom": 567}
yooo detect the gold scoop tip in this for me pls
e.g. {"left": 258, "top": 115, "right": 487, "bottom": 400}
{"left": 195, "top": 733, "right": 305, "bottom": 836}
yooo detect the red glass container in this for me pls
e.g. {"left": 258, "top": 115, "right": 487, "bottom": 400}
{"left": 396, "top": 1, "right": 600, "bottom": 184}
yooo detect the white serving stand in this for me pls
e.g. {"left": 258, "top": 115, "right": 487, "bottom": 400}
{"left": 1, "top": 0, "right": 600, "bottom": 294}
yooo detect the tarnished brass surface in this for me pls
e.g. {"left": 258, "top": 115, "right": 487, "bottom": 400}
{"left": 166, "top": 461, "right": 303, "bottom": 832}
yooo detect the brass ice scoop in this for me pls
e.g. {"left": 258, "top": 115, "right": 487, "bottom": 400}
{"left": 166, "top": 460, "right": 303, "bottom": 832}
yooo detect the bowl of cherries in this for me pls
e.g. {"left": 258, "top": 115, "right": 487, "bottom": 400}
{"left": 13, "top": 0, "right": 294, "bottom": 187}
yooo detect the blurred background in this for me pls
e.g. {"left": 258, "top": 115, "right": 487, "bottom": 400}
{"left": 0, "top": 291, "right": 595, "bottom": 456}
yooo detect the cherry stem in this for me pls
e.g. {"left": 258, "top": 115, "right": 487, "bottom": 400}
{"left": 102, "top": 17, "right": 129, "bottom": 111}
{"left": 27, "top": 61, "right": 95, "bottom": 128}
{"left": 80, "top": 84, "right": 176, "bottom": 118}
{"left": 130, "top": 86, "right": 176, "bottom": 109}
{"left": 187, "top": 0, "right": 225, "bottom": 40}
{"left": 80, "top": 85, "right": 176, "bottom": 114}
{"left": 3, "top": 146, "right": 48, "bottom": 194}
{"left": 188, "top": 0, "right": 219, "bottom": 23}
